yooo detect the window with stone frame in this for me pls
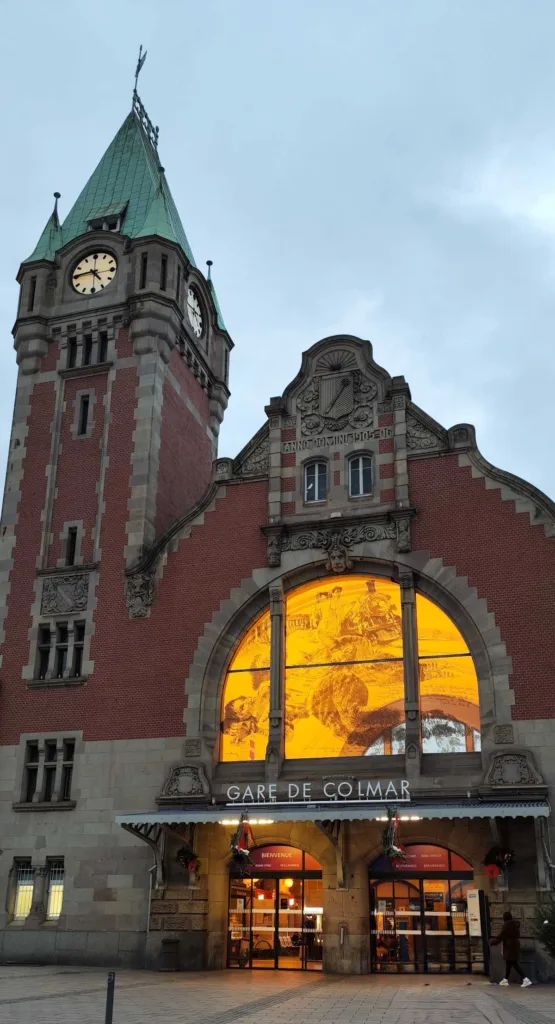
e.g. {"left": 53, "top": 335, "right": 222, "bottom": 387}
{"left": 304, "top": 460, "right": 328, "bottom": 503}
{"left": 220, "top": 573, "right": 481, "bottom": 761}
{"left": 12, "top": 860, "right": 34, "bottom": 921}
{"left": 46, "top": 860, "right": 65, "bottom": 920}
{"left": 19, "top": 737, "right": 76, "bottom": 806}
{"left": 35, "top": 618, "right": 87, "bottom": 682}
{"left": 348, "top": 453, "right": 372, "bottom": 497}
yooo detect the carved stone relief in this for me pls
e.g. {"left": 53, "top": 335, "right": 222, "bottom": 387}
{"left": 160, "top": 763, "right": 210, "bottom": 801}
{"left": 493, "top": 725, "right": 514, "bottom": 745}
{"left": 236, "top": 436, "right": 269, "bottom": 477}
{"left": 183, "top": 739, "right": 202, "bottom": 757}
{"left": 272, "top": 521, "right": 397, "bottom": 572}
{"left": 41, "top": 574, "right": 89, "bottom": 615}
{"left": 406, "top": 415, "right": 442, "bottom": 451}
{"left": 297, "top": 368, "right": 377, "bottom": 437}
{"left": 484, "top": 751, "right": 543, "bottom": 787}
{"left": 395, "top": 518, "right": 411, "bottom": 554}
{"left": 125, "top": 571, "right": 155, "bottom": 618}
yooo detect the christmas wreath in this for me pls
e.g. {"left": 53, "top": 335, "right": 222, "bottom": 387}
{"left": 483, "top": 845, "right": 514, "bottom": 879}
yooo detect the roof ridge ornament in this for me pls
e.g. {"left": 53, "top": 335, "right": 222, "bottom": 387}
{"left": 132, "top": 46, "right": 159, "bottom": 149}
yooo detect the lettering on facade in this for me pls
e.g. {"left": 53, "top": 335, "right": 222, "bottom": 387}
{"left": 282, "top": 427, "right": 392, "bottom": 454}
{"left": 225, "top": 779, "right": 410, "bottom": 805}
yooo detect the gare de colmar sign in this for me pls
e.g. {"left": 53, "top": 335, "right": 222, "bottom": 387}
{"left": 226, "top": 778, "right": 410, "bottom": 805}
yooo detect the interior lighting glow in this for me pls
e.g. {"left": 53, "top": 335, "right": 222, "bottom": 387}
{"left": 304, "top": 907, "right": 324, "bottom": 914}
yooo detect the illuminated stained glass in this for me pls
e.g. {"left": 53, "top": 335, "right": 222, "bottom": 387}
{"left": 285, "top": 576, "right": 404, "bottom": 759}
{"left": 417, "top": 593, "right": 480, "bottom": 753}
{"left": 221, "top": 610, "right": 271, "bottom": 762}
{"left": 220, "top": 576, "right": 481, "bottom": 761}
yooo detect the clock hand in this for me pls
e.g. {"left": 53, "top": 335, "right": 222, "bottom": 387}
{"left": 74, "top": 271, "right": 95, "bottom": 279}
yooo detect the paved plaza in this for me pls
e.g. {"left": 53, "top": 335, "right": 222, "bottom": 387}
{"left": 0, "top": 967, "right": 553, "bottom": 1024}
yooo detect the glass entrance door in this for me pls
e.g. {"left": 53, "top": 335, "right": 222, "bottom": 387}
{"left": 370, "top": 878, "right": 485, "bottom": 973}
{"left": 228, "top": 874, "right": 323, "bottom": 970}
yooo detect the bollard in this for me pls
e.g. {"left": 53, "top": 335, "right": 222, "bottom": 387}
{"left": 105, "top": 972, "right": 115, "bottom": 1024}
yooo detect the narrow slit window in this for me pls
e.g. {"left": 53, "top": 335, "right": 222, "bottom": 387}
{"left": 66, "top": 527, "right": 77, "bottom": 567}
{"left": 72, "top": 623, "right": 85, "bottom": 678}
{"left": 98, "top": 331, "right": 108, "bottom": 363}
{"left": 78, "top": 396, "right": 90, "bottom": 436}
{"left": 13, "top": 863, "right": 34, "bottom": 921}
{"left": 46, "top": 862, "right": 65, "bottom": 920}
{"left": 223, "top": 348, "right": 229, "bottom": 382}
{"left": 176, "top": 263, "right": 181, "bottom": 301}
{"left": 82, "top": 335, "right": 93, "bottom": 366}
{"left": 43, "top": 742, "right": 57, "bottom": 802}
{"left": 55, "top": 624, "right": 68, "bottom": 678}
{"left": 37, "top": 625, "right": 51, "bottom": 679}
{"left": 160, "top": 254, "right": 168, "bottom": 291}
{"left": 24, "top": 742, "right": 39, "bottom": 802}
{"left": 305, "top": 461, "right": 328, "bottom": 502}
{"left": 140, "top": 252, "right": 148, "bottom": 289}
{"left": 27, "top": 276, "right": 37, "bottom": 312}
{"left": 67, "top": 339, "right": 77, "bottom": 369}
{"left": 61, "top": 740, "right": 75, "bottom": 800}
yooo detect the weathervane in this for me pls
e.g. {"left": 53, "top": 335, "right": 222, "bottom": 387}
{"left": 131, "top": 45, "right": 160, "bottom": 149}
{"left": 134, "top": 45, "right": 147, "bottom": 96}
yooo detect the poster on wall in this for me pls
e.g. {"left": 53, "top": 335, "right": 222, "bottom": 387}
{"left": 466, "top": 889, "right": 482, "bottom": 937}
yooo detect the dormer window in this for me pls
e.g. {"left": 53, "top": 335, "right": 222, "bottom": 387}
{"left": 85, "top": 202, "right": 127, "bottom": 234}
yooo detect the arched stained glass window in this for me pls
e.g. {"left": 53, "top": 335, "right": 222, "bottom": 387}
{"left": 220, "top": 609, "right": 271, "bottom": 762}
{"left": 285, "top": 576, "right": 404, "bottom": 758}
{"left": 220, "top": 575, "right": 481, "bottom": 761}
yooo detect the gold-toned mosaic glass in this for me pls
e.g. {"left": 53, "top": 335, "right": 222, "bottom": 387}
{"left": 220, "top": 576, "right": 481, "bottom": 761}
{"left": 416, "top": 593, "right": 480, "bottom": 753}
{"left": 221, "top": 610, "right": 271, "bottom": 762}
{"left": 285, "top": 576, "right": 405, "bottom": 759}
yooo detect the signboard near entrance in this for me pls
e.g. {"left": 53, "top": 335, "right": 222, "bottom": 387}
{"left": 466, "top": 889, "right": 482, "bottom": 937}
{"left": 249, "top": 845, "right": 321, "bottom": 872}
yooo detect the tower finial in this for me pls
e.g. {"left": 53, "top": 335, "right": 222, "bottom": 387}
{"left": 134, "top": 44, "right": 147, "bottom": 97}
{"left": 206, "top": 259, "right": 213, "bottom": 281}
{"left": 53, "top": 192, "right": 61, "bottom": 219}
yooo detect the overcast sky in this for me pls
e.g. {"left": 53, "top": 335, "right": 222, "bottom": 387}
{"left": 1, "top": 1, "right": 555, "bottom": 498}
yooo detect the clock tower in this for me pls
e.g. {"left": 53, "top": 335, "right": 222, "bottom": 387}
{"left": 9, "top": 87, "right": 232, "bottom": 588}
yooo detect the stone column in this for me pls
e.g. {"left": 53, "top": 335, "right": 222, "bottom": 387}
{"left": 52, "top": 739, "right": 65, "bottom": 803}
{"left": 25, "top": 865, "right": 48, "bottom": 926}
{"left": 399, "top": 568, "right": 421, "bottom": 778}
{"left": 31, "top": 741, "right": 46, "bottom": 803}
{"left": 266, "top": 581, "right": 285, "bottom": 783}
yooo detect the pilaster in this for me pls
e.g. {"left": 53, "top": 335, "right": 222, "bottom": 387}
{"left": 266, "top": 580, "right": 285, "bottom": 782}
{"left": 398, "top": 567, "right": 421, "bottom": 777}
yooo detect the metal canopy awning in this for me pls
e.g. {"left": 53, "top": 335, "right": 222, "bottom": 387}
{"left": 116, "top": 800, "right": 550, "bottom": 827}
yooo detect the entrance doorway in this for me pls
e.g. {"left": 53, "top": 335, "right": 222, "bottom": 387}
{"left": 228, "top": 845, "right": 323, "bottom": 970}
{"left": 369, "top": 844, "right": 488, "bottom": 974}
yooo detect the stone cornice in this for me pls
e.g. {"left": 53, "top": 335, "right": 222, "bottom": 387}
{"left": 261, "top": 508, "right": 416, "bottom": 570}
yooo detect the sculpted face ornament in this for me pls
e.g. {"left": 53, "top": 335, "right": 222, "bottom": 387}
{"left": 325, "top": 533, "right": 353, "bottom": 574}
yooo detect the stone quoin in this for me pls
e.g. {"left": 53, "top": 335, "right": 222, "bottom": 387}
{"left": 0, "top": 78, "right": 554, "bottom": 981}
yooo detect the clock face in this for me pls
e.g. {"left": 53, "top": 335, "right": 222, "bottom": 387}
{"left": 72, "top": 252, "right": 118, "bottom": 295}
{"left": 187, "top": 287, "right": 203, "bottom": 337}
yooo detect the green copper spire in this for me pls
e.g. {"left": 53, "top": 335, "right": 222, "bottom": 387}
{"left": 206, "top": 261, "right": 227, "bottom": 331}
{"left": 135, "top": 169, "right": 180, "bottom": 244}
{"left": 24, "top": 193, "right": 63, "bottom": 263}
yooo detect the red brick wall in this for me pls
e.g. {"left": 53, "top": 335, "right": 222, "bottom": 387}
{"left": 47, "top": 375, "right": 108, "bottom": 565}
{"left": 0, "top": 382, "right": 57, "bottom": 740}
{"left": 156, "top": 373, "right": 212, "bottom": 535}
{"left": 40, "top": 341, "right": 59, "bottom": 372}
{"left": 410, "top": 454, "right": 555, "bottom": 719}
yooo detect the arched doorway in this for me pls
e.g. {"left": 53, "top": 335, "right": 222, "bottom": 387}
{"left": 228, "top": 845, "right": 323, "bottom": 971}
{"left": 369, "top": 844, "right": 488, "bottom": 974}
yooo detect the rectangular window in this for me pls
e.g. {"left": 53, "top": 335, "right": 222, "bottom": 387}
{"left": 98, "top": 331, "right": 108, "bottom": 363}
{"left": 55, "top": 624, "right": 68, "bottom": 678}
{"left": 224, "top": 348, "right": 229, "bottom": 382}
{"left": 67, "top": 339, "right": 77, "bottom": 368}
{"left": 78, "top": 395, "right": 90, "bottom": 436}
{"left": 66, "top": 527, "right": 78, "bottom": 567}
{"left": 140, "top": 252, "right": 148, "bottom": 289}
{"left": 27, "top": 276, "right": 37, "bottom": 312}
{"left": 43, "top": 746, "right": 56, "bottom": 802}
{"left": 72, "top": 622, "right": 85, "bottom": 678}
{"left": 176, "top": 263, "right": 181, "bottom": 301}
{"left": 24, "top": 742, "right": 39, "bottom": 802}
{"left": 61, "top": 740, "right": 75, "bottom": 800}
{"left": 46, "top": 861, "right": 65, "bottom": 920}
{"left": 37, "top": 625, "right": 51, "bottom": 679}
{"left": 13, "top": 863, "right": 34, "bottom": 921}
{"left": 160, "top": 254, "right": 168, "bottom": 291}
{"left": 82, "top": 335, "right": 93, "bottom": 366}
{"left": 305, "top": 461, "right": 327, "bottom": 502}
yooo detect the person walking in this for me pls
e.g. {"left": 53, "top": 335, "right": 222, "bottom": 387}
{"left": 490, "top": 911, "right": 532, "bottom": 987}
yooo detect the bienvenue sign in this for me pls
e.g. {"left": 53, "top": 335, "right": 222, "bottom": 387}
{"left": 226, "top": 779, "right": 410, "bottom": 806}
